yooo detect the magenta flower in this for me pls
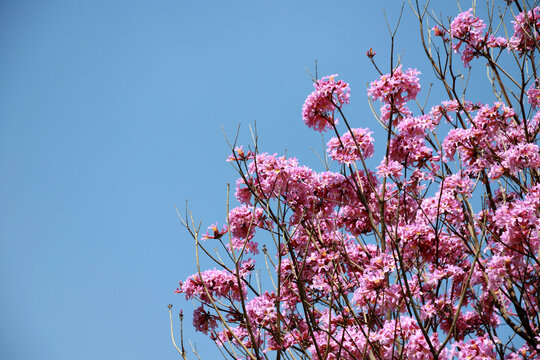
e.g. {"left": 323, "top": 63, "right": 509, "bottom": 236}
{"left": 192, "top": 306, "right": 218, "bottom": 334}
{"left": 326, "top": 127, "right": 374, "bottom": 164}
{"left": 228, "top": 205, "right": 265, "bottom": 239}
{"left": 201, "top": 223, "right": 228, "bottom": 240}
{"left": 302, "top": 74, "right": 350, "bottom": 132}
{"left": 180, "top": 268, "right": 246, "bottom": 302}
{"left": 527, "top": 80, "right": 540, "bottom": 107}
{"left": 450, "top": 9, "right": 486, "bottom": 67}
{"left": 509, "top": 7, "right": 540, "bottom": 54}
{"left": 377, "top": 158, "right": 403, "bottom": 178}
{"left": 368, "top": 65, "right": 421, "bottom": 107}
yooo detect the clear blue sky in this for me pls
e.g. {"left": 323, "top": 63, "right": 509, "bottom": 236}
{"left": 1, "top": 1, "right": 462, "bottom": 359}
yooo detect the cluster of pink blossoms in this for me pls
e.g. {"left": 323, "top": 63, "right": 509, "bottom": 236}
{"left": 302, "top": 74, "right": 350, "bottom": 132}
{"left": 226, "top": 205, "right": 268, "bottom": 254}
{"left": 528, "top": 80, "right": 540, "bottom": 107}
{"left": 509, "top": 7, "right": 540, "bottom": 54}
{"left": 180, "top": 268, "right": 247, "bottom": 303}
{"left": 450, "top": 8, "right": 487, "bottom": 66}
{"left": 442, "top": 6, "right": 540, "bottom": 67}
{"left": 368, "top": 65, "right": 421, "bottom": 107}
{"left": 176, "top": 4, "right": 540, "bottom": 359}
{"left": 441, "top": 102, "right": 540, "bottom": 178}
{"left": 326, "top": 128, "right": 374, "bottom": 164}
{"left": 435, "top": 8, "right": 510, "bottom": 67}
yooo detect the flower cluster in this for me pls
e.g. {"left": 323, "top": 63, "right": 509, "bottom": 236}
{"left": 326, "top": 127, "right": 374, "bottom": 164}
{"left": 450, "top": 8, "right": 487, "bottom": 67}
{"left": 227, "top": 205, "right": 267, "bottom": 254}
{"left": 302, "top": 74, "right": 350, "bottom": 132}
{"left": 192, "top": 306, "right": 218, "bottom": 335}
{"left": 176, "top": 3, "right": 540, "bottom": 359}
{"left": 439, "top": 8, "right": 508, "bottom": 67}
{"left": 368, "top": 65, "right": 421, "bottom": 107}
{"left": 181, "top": 268, "right": 247, "bottom": 303}
{"left": 440, "top": 101, "right": 540, "bottom": 178}
{"left": 509, "top": 7, "right": 540, "bottom": 54}
{"left": 528, "top": 80, "right": 540, "bottom": 107}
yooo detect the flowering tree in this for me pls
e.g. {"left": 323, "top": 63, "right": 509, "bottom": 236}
{"left": 170, "top": 1, "right": 540, "bottom": 359}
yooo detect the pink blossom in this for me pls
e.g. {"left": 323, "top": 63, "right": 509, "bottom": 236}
{"left": 234, "top": 178, "right": 252, "bottom": 204}
{"left": 433, "top": 25, "right": 446, "bottom": 38}
{"left": 509, "top": 7, "right": 540, "bottom": 54}
{"left": 228, "top": 205, "right": 265, "bottom": 239}
{"left": 227, "top": 205, "right": 266, "bottom": 254}
{"left": 377, "top": 158, "right": 403, "bottom": 178}
{"left": 450, "top": 9, "right": 487, "bottom": 67}
{"left": 181, "top": 268, "right": 246, "bottom": 302}
{"left": 246, "top": 153, "right": 299, "bottom": 198}
{"left": 486, "top": 35, "right": 508, "bottom": 48}
{"left": 451, "top": 335, "right": 497, "bottom": 359}
{"left": 501, "top": 143, "right": 540, "bottom": 175}
{"left": 226, "top": 145, "right": 254, "bottom": 162}
{"left": 193, "top": 306, "right": 218, "bottom": 334}
{"left": 177, "top": 10, "right": 540, "bottom": 356}
{"left": 201, "top": 223, "right": 228, "bottom": 240}
{"left": 527, "top": 80, "right": 540, "bottom": 107}
{"left": 388, "top": 114, "right": 435, "bottom": 166}
{"left": 368, "top": 65, "right": 421, "bottom": 107}
{"left": 246, "top": 292, "right": 277, "bottom": 327}
{"left": 380, "top": 103, "right": 413, "bottom": 124}
{"left": 326, "top": 127, "right": 374, "bottom": 164}
{"left": 226, "top": 236, "right": 259, "bottom": 255}
{"left": 302, "top": 74, "right": 350, "bottom": 132}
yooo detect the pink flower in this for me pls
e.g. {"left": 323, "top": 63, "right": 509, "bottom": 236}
{"left": 527, "top": 80, "right": 540, "bottom": 107}
{"left": 486, "top": 35, "right": 508, "bottom": 48}
{"left": 201, "top": 223, "right": 228, "bottom": 240}
{"left": 368, "top": 65, "right": 421, "bottom": 106}
{"left": 433, "top": 26, "right": 445, "bottom": 38}
{"left": 380, "top": 103, "right": 413, "bottom": 124}
{"left": 420, "top": 301, "right": 437, "bottom": 320}
{"left": 500, "top": 143, "right": 540, "bottom": 175}
{"left": 181, "top": 268, "right": 246, "bottom": 302}
{"left": 430, "top": 99, "right": 476, "bottom": 123}
{"left": 246, "top": 292, "right": 277, "bottom": 326}
{"left": 226, "top": 236, "right": 259, "bottom": 255}
{"left": 228, "top": 205, "right": 265, "bottom": 239}
{"left": 227, "top": 205, "right": 266, "bottom": 254}
{"left": 234, "top": 178, "right": 252, "bottom": 204}
{"left": 450, "top": 9, "right": 487, "bottom": 67}
{"left": 509, "top": 7, "right": 540, "bottom": 54}
{"left": 387, "top": 115, "right": 435, "bottom": 166}
{"left": 326, "top": 128, "right": 374, "bottom": 164}
{"left": 226, "top": 145, "right": 254, "bottom": 162}
{"left": 302, "top": 74, "right": 350, "bottom": 132}
{"left": 193, "top": 306, "right": 218, "bottom": 334}
{"left": 450, "top": 335, "right": 497, "bottom": 359}
{"left": 377, "top": 158, "right": 403, "bottom": 178}
{"left": 247, "top": 153, "right": 299, "bottom": 198}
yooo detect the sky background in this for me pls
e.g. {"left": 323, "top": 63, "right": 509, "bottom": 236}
{"left": 0, "top": 1, "right": 486, "bottom": 359}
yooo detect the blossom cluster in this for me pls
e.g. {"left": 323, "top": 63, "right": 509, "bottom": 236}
{"left": 450, "top": 8, "right": 487, "bottom": 66}
{"left": 441, "top": 7, "right": 540, "bottom": 67}
{"left": 326, "top": 127, "right": 374, "bottom": 164}
{"left": 176, "top": 2, "right": 540, "bottom": 359}
{"left": 302, "top": 74, "right": 350, "bottom": 132}
{"left": 528, "top": 80, "right": 540, "bottom": 107}
{"left": 367, "top": 65, "right": 421, "bottom": 107}
{"left": 509, "top": 7, "right": 540, "bottom": 54}
{"left": 180, "top": 268, "right": 247, "bottom": 303}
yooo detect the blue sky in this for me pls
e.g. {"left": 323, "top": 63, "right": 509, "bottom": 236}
{"left": 0, "top": 1, "right": 466, "bottom": 359}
